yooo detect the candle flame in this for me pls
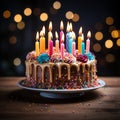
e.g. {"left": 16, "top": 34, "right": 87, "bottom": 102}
{"left": 40, "top": 30, "right": 43, "bottom": 37}
{"left": 79, "top": 27, "right": 82, "bottom": 35}
{"left": 69, "top": 22, "right": 73, "bottom": 31}
{"left": 62, "top": 33, "right": 64, "bottom": 42}
{"left": 36, "top": 31, "right": 39, "bottom": 40}
{"left": 55, "top": 31, "right": 58, "bottom": 39}
{"left": 87, "top": 31, "right": 91, "bottom": 38}
{"left": 49, "top": 21, "right": 52, "bottom": 31}
{"left": 82, "top": 33, "right": 84, "bottom": 41}
{"left": 60, "top": 20, "right": 64, "bottom": 30}
{"left": 66, "top": 22, "right": 70, "bottom": 32}
{"left": 42, "top": 26, "right": 45, "bottom": 35}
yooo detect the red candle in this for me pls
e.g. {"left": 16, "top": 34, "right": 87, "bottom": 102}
{"left": 86, "top": 31, "right": 91, "bottom": 53}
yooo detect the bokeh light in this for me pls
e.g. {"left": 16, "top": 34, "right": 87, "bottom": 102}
{"left": 72, "top": 13, "right": 80, "bottom": 22}
{"left": 65, "top": 11, "right": 74, "bottom": 20}
{"left": 116, "top": 38, "right": 120, "bottom": 46}
{"left": 9, "top": 23, "right": 16, "bottom": 31}
{"left": 93, "top": 43, "right": 102, "bottom": 52}
{"left": 111, "top": 30, "right": 119, "bottom": 38}
{"left": 106, "top": 16, "right": 114, "bottom": 25}
{"left": 105, "top": 39, "right": 113, "bottom": 48}
{"left": 14, "top": 14, "right": 22, "bottom": 23}
{"left": 95, "top": 32, "right": 103, "bottom": 41}
{"left": 53, "top": 1, "right": 61, "bottom": 10}
{"left": 3, "top": 10, "right": 11, "bottom": 18}
{"left": 105, "top": 54, "right": 115, "bottom": 63}
{"left": 9, "top": 36, "right": 17, "bottom": 44}
{"left": 13, "top": 58, "right": 21, "bottom": 66}
{"left": 17, "top": 21, "right": 25, "bottom": 30}
{"left": 24, "top": 8, "right": 32, "bottom": 16}
{"left": 40, "top": 12, "right": 48, "bottom": 21}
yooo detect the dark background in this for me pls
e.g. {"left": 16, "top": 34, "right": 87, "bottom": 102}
{"left": 0, "top": 0, "right": 120, "bottom": 76}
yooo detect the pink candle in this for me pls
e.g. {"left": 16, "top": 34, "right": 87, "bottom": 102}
{"left": 49, "top": 40, "right": 53, "bottom": 57}
{"left": 72, "top": 41, "right": 76, "bottom": 56}
{"left": 60, "top": 21, "right": 64, "bottom": 47}
{"left": 86, "top": 31, "right": 91, "bottom": 53}
{"left": 55, "top": 31, "right": 59, "bottom": 52}
{"left": 49, "top": 33, "right": 53, "bottom": 57}
{"left": 61, "top": 34, "right": 64, "bottom": 59}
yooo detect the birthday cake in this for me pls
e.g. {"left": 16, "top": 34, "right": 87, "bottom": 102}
{"left": 23, "top": 21, "right": 99, "bottom": 89}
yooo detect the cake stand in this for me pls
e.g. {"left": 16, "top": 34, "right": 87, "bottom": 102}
{"left": 17, "top": 79, "right": 105, "bottom": 99}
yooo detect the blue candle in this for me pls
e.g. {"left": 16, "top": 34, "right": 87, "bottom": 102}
{"left": 66, "top": 32, "right": 70, "bottom": 52}
{"left": 68, "top": 34, "right": 73, "bottom": 53}
{"left": 66, "top": 22, "right": 70, "bottom": 52}
{"left": 81, "top": 33, "right": 85, "bottom": 54}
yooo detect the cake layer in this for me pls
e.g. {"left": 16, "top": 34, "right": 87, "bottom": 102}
{"left": 25, "top": 59, "right": 97, "bottom": 89}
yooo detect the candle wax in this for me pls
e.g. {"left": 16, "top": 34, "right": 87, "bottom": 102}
{"left": 35, "top": 41, "right": 39, "bottom": 56}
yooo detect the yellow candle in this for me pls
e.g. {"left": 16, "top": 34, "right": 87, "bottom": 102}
{"left": 55, "top": 31, "right": 59, "bottom": 52}
{"left": 78, "top": 27, "right": 82, "bottom": 54}
{"left": 35, "top": 31, "right": 39, "bottom": 56}
{"left": 40, "top": 29, "right": 45, "bottom": 53}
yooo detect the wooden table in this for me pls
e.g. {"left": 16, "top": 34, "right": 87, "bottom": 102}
{"left": 0, "top": 77, "right": 120, "bottom": 120}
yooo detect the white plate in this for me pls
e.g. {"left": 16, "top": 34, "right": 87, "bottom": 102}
{"left": 17, "top": 79, "right": 105, "bottom": 94}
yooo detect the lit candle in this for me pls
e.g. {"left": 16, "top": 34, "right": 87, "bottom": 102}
{"left": 66, "top": 22, "right": 73, "bottom": 53}
{"left": 81, "top": 33, "right": 85, "bottom": 54}
{"left": 55, "top": 31, "right": 59, "bottom": 52}
{"left": 66, "top": 22, "right": 70, "bottom": 52}
{"left": 72, "top": 31, "right": 76, "bottom": 56}
{"left": 49, "top": 33, "right": 53, "bottom": 57}
{"left": 86, "top": 31, "right": 91, "bottom": 53}
{"left": 48, "top": 21, "right": 52, "bottom": 54}
{"left": 60, "top": 20, "right": 64, "bottom": 47}
{"left": 61, "top": 33, "right": 65, "bottom": 59}
{"left": 48, "top": 21, "right": 52, "bottom": 41}
{"left": 69, "top": 23, "right": 73, "bottom": 53}
{"left": 40, "top": 26, "right": 45, "bottom": 53}
{"left": 35, "top": 31, "right": 39, "bottom": 56}
{"left": 78, "top": 27, "right": 82, "bottom": 54}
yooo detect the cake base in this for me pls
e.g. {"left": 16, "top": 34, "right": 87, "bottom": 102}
{"left": 17, "top": 79, "right": 105, "bottom": 99}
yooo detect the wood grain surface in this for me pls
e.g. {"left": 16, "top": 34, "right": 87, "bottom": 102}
{"left": 0, "top": 77, "right": 120, "bottom": 120}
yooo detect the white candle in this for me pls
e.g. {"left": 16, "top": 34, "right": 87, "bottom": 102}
{"left": 72, "top": 31, "right": 76, "bottom": 56}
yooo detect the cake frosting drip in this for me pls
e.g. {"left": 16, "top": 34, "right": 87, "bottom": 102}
{"left": 24, "top": 52, "right": 98, "bottom": 89}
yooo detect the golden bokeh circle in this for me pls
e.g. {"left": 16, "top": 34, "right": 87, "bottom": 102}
{"left": 40, "top": 13, "right": 48, "bottom": 21}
